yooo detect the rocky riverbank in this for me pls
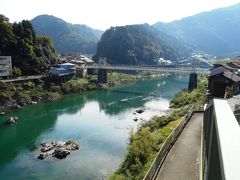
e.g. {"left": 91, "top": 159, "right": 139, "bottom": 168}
{"left": 0, "top": 73, "right": 138, "bottom": 113}
{"left": 37, "top": 140, "right": 79, "bottom": 160}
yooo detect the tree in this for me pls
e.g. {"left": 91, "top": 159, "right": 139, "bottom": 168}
{"left": 0, "top": 15, "right": 59, "bottom": 75}
{"left": 0, "top": 14, "right": 16, "bottom": 55}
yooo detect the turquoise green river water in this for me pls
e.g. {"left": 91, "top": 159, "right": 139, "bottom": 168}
{"left": 0, "top": 75, "right": 188, "bottom": 180}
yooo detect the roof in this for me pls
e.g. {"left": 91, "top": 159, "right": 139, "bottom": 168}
{"left": 210, "top": 66, "right": 225, "bottom": 76}
{"left": 210, "top": 63, "right": 240, "bottom": 83}
{"left": 70, "top": 59, "right": 84, "bottom": 63}
{"left": 223, "top": 70, "right": 240, "bottom": 83}
{"left": 80, "top": 56, "right": 94, "bottom": 63}
{"left": 60, "top": 63, "right": 75, "bottom": 66}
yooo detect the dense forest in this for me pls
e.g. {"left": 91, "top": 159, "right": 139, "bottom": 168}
{"left": 0, "top": 14, "right": 59, "bottom": 75}
{"left": 31, "top": 15, "right": 103, "bottom": 54}
{"left": 93, "top": 24, "right": 188, "bottom": 65}
{"left": 154, "top": 3, "right": 240, "bottom": 57}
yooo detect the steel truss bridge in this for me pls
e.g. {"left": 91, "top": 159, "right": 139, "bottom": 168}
{"left": 87, "top": 64, "right": 210, "bottom": 75}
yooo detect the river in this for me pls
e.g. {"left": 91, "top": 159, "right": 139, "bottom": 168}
{"left": 0, "top": 75, "right": 188, "bottom": 180}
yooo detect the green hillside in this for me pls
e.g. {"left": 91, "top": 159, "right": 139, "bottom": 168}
{"left": 31, "top": 15, "right": 103, "bottom": 54}
{"left": 93, "top": 24, "right": 188, "bottom": 65}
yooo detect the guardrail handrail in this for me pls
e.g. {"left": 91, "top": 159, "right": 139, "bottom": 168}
{"left": 143, "top": 106, "right": 195, "bottom": 180}
{"left": 202, "top": 99, "right": 240, "bottom": 180}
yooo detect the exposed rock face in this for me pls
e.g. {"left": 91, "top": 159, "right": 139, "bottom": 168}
{"left": 136, "top": 109, "right": 145, "bottom": 114}
{"left": 37, "top": 140, "right": 79, "bottom": 160}
{"left": 52, "top": 148, "right": 71, "bottom": 159}
{"left": 97, "top": 83, "right": 108, "bottom": 90}
{"left": 0, "top": 112, "right": 5, "bottom": 115}
{"left": 133, "top": 117, "right": 138, "bottom": 122}
{"left": 6, "top": 117, "right": 18, "bottom": 125}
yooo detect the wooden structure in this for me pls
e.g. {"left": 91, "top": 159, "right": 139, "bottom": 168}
{"left": 208, "top": 62, "right": 240, "bottom": 98}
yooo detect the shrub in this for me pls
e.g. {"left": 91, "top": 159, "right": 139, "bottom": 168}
{"left": 117, "top": 127, "right": 155, "bottom": 178}
{"left": 49, "top": 85, "right": 62, "bottom": 93}
{"left": 12, "top": 67, "right": 22, "bottom": 77}
{"left": 14, "top": 92, "right": 32, "bottom": 106}
{"left": 61, "top": 79, "right": 90, "bottom": 94}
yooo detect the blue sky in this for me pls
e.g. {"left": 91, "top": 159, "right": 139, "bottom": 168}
{"left": 0, "top": 0, "right": 240, "bottom": 30}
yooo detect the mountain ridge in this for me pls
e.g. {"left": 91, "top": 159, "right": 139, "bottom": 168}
{"left": 93, "top": 24, "right": 189, "bottom": 65}
{"left": 153, "top": 3, "right": 240, "bottom": 57}
{"left": 31, "top": 15, "right": 103, "bottom": 54}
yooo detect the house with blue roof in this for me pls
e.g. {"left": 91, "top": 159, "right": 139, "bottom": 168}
{"left": 48, "top": 63, "right": 76, "bottom": 75}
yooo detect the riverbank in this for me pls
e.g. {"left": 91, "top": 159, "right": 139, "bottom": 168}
{"left": 110, "top": 76, "right": 207, "bottom": 179}
{"left": 0, "top": 72, "right": 138, "bottom": 113}
{"left": 0, "top": 75, "right": 189, "bottom": 179}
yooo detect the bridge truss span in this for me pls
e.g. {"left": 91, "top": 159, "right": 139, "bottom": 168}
{"left": 87, "top": 64, "right": 210, "bottom": 75}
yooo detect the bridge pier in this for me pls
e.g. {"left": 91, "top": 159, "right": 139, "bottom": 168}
{"left": 188, "top": 73, "right": 197, "bottom": 91}
{"left": 98, "top": 69, "right": 107, "bottom": 84}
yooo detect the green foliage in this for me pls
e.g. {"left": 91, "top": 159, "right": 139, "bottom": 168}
{"left": 61, "top": 79, "right": 96, "bottom": 94}
{"left": 31, "top": 15, "right": 103, "bottom": 54}
{"left": 12, "top": 67, "right": 22, "bottom": 77}
{"left": 141, "top": 106, "right": 188, "bottom": 132}
{"left": 115, "top": 127, "right": 155, "bottom": 179}
{"left": 0, "top": 14, "right": 59, "bottom": 75}
{"left": 112, "top": 116, "right": 183, "bottom": 179}
{"left": 93, "top": 24, "right": 185, "bottom": 65}
{"left": 14, "top": 91, "right": 32, "bottom": 106}
{"left": 49, "top": 85, "right": 62, "bottom": 93}
{"left": 108, "top": 72, "right": 136, "bottom": 86}
{"left": 225, "top": 85, "right": 233, "bottom": 98}
{"left": 111, "top": 77, "right": 207, "bottom": 179}
{"left": 0, "top": 15, "right": 16, "bottom": 55}
{"left": 170, "top": 77, "right": 207, "bottom": 110}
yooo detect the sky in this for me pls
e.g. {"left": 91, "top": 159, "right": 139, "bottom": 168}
{"left": 1, "top": 0, "right": 240, "bottom": 30}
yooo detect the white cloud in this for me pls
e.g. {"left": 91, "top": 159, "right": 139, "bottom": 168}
{"left": 0, "top": 0, "right": 240, "bottom": 30}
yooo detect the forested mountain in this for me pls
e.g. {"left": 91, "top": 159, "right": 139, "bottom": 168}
{"left": 0, "top": 14, "right": 59, "bottom": 75}
{"left": 31, "top": 15, "right": 103, "bottom": 54}
{"left": 153, "top": 3, "right": 240, "bottom": 57}
{"left": 93, "top": 24, "right": 189, "bottom": 65}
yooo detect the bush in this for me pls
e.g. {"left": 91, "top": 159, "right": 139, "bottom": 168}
{"left": 49, "top": 85, "right": 62, "bottom": 93}
{"left": 61, "top": 79, "right": 91, "bottom": 94}
{"left": 12, "top": 67, "right": 22, "bottom": 77}
{"left": 116, "top": 127, "right": 155, "bottom": 178}
{"left": 14, "top": 92, "right": 32, "bottom": 106}
{"left": 170, "top": 77, "right": 207, "bottom": 110}
{"left": 22, "top": 82, "right": 35, "bottom": 90}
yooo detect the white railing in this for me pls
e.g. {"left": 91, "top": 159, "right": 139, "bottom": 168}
{"left": 143, "top": 106, "right": 195, "bottom": 180}
{"left": 202, "top": 99, "right": 240, "bottom": 180}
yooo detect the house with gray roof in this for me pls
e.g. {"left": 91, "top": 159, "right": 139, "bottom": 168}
{"left": 208, "top": 62, "right": 240, "bottom": 98}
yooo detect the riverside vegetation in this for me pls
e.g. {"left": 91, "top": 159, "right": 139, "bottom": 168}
{"left": 110, "top": 76, "right": 207, "bottom": 179}
{"left": 0, "top": 72, "right": 136, "bottom": 111}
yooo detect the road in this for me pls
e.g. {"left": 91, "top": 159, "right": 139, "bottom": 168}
{"left": 0, "top": 75, "right": 46, "bottom": 83}
{"left": 156, "top": 113, "right": 203, "bottom": 180}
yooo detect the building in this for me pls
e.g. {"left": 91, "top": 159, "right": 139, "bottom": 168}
{"left": 208, "top": 62, "right": 240, "bottom": 98}
{"left": 60, "top": 54, "right": 94, "bottom": 66}
{"left": 49, "top": 63, "right": 76, "bottom": 75}
{"left": 0, "top": 56, "right": 12, "bottom": 78}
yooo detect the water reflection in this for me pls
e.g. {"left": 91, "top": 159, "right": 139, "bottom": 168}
{"left": 0, "top": 76, "right": 188, "bottom": 179}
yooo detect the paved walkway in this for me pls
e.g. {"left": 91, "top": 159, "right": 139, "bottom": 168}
{"left": 156, "top": 113, "right": 203, "bottom": 180}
